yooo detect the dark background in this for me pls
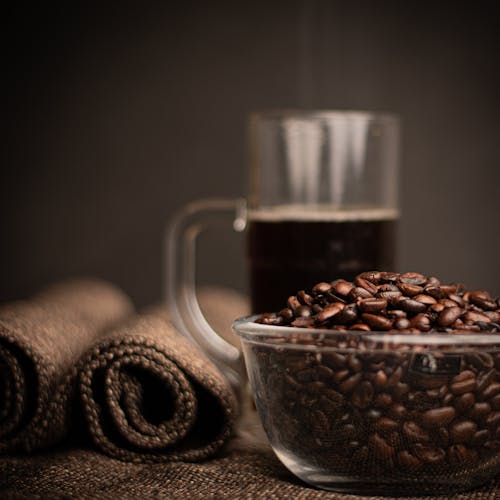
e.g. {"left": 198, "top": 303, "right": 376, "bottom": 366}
{"left": 2, "top": 1, "right": 500, "bottom": 307}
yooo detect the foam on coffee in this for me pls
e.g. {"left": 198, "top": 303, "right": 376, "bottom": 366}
{"left": 248, "top": 205, "right": 400, "bottom": 223}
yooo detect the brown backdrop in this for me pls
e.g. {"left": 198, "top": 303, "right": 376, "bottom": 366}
{"left": 2, "top": 0, "right": 499, "bottom": 307}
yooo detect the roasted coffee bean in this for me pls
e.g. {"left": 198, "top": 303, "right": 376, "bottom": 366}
{"left": 448, "top": 293, "right": 466, "bottom": 307}
{"left": 291, "top": 317, "right": 315, "bottom": 327}
{"left": 338, "top": 373, "right": 362, "bottom": 393}
{"left": 336, "top": 305, "right": 358, "bottom": 324}
{"left": 454, "top": 393, "right": 476, "bottom": 413}
{"left": 398, "top": 272, "right": 427, "bottom": 286}
{"left": 491, "top": 394, "right": 500, "bottom": 410}
{"left": 380, "top": 271, "right": 400, "bottom": 283}
{"left": 469, "top": 290, "right": 497, "bottom": 310}
{"left": 447, "top": 444, "right": 469, "bottom": 464}
{"left": 394, "top": 318, "right": 411, "bottom": 330}
{"left": 399, "top": 298, "right": 427, "bottom": 315}
{"left": 322, "top": 352, "right": 346, "bottom": 369}
{"left": 398, "top": 283, "right": 423, "bottom": 297}
{"left": 355, "top": 276, "right": 378, "bottom": 295}
{"left": 376, "top": 290, "right": 402, "bottom": 305}
{"left": 312, "top": 282, "right": 332, "bottom": 294}
{"left": 359, "top": 298, "right": 387, "bottom": 313}
{"left": 362, "top": 313, "right": 393, "bottom": 331}
{"left": 332, "top": 369, "right": 350, "bottom": 383}
{"left": 373, "top": 370, "right": 388, "bottom": 389}
{"left": 295, "top": 305, "right": 312, "bottom": 318}
{"left": 374, "top": 417, "right": 399, "bottom": 434}
{"left": 368, "top": 433, "right": 395, "bottom": 458}
{"left": 421, "top": 407, "right": 456, "bottom": 428}
{"left": 348, "top": 323, "right": 371, "bottom": 331}
{"left": 471, "top": 429, "right": 491, "bottom": 447}
{"left": 413, "top": 443, "right": 446, "bottom": 464}
{"left": 403, "top": 421, "right": 430, "bottom": 443}
{"left": 358, "top": 271, "right": 383, "bottom": 284}
{"left": 464, "top": 311, "right": 492, "bottom": 323}
{"left": 413, "top": 293, "right": 437, "bottom": 305}
{"left": 479, "top": 382, "right": 500, "bottom": 401}
{"left": 450, "top": 371, "right": 476, "bottom": 395}
{"left": 278, "top": 307, "right": 294, "bottom": 321}
{"left": 438, "top": 306, "right": 462, "bottom": 327}
{"left": 485, "top": 411, "right": 500, "bottom": 428}
{"left": 397, "top": 450, "right": 422, "bottom": 470}
{"left": 352, "top": 381, "right": 374, "bottom": 409}
{"left": 297, "top": 290, "right": 314, "bottom": 306}
{"left": 387, "top": 403, "right": 407, "bottom": 421}
{"left": 469, "top": 402, "right": 491, "bottom": 422}
{"left": 287, "top": 295, "right": 302, "bottom": 311}
{"left": 314, "top": 302, "right": 344, "bottom": 323}
{"left": 409, "top": 313, "right": 431, "bottom": 331}
{"left": 348, "top": 286, "right": 374, "bottom": 301}
{"left": 347, "top": 354, "right": 363, "bottom": 372}
{"left": 330, "top": 279, "right": 354, "bottom": 297}
{"left": 449, "top": 420, "right": 477, "bottom": 443}
{"left": 374, "top": 393, "right": 392, "bottom": 408}
{"left": 424, "top": 285, "right": 446, "bottom": 299}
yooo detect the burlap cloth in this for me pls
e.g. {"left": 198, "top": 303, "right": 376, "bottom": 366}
{"left": 0, "top": 282, "right": 498, "bottom": 498}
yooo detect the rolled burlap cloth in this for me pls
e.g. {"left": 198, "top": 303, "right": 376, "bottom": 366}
{"left": 71, "top": 305, "right": 239, "bottom": 463}
{"left": 0, "top": 279, "right": 134, "bottom": 453}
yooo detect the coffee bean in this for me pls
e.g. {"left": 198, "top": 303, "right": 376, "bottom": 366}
{"left": 438, "top": 306, "right": 462, "bottom": 327}
{"left": 464, "top": 311, "right": 492, "bottom": 323}
{"left": 397, "top": 450, "right": 422, "bottom": 470}
{"left": 278, "top": 307, "right": 294, "bottom": 321}
{"left": 399, "top": 299, "right": 427, "bottom": 315}
{"left": 358, "top": 271, "right": 383, "bottom": 284}
{"left": 297, "top": 290, "right": 314, "bottom": 306}
{"left": 348, "top": 323, "right": 371, "bottom": 331}
{"left": 314, "top": 302, "right": 344, "bottom": 323}
{"left": 409, "top": 313, "right": 431, "bottom": 331}
{"left": 380, "top": 271, "right": 399, "bottom": 283}
{"left": 348, "top": 286, "right": 374, "bottom": 301}
{"left": 398, "top": 283, "right": 424, "bottom": 297}
{"left": 376, "top": 290, "right": 402, "bottom": 305}
{"left": 447, "top": 444, "right": 469, "bottom": 464}
{"left": 398, "top": 272, "right": 427, "bottom": 286}
{"left": 491, "top": 394, "right": 500, "bottom": 410}
{"left": 312, "top": 282, "right": 332, "bottom": 294}
{"left": 387, "top": 403, "right": 407, "bottom": 421}
{"left": 403, "top": 421, "right": 430, "bottom": 442}
{"left": 352, "top": 381, "right": 374, "bottom": 409}
{"left": 485, "top": 411, "right": 500, "bottom": 428}
{"left": 331, "top": 280, "right": 355, "bottom": 297}
{"left": 374, "top": 393, "right": 392, "bottom": 408}
{"left": 479, "top": 382, "right": 500, "bottom": 400}
{"left": 449, "top": 420, "right": 477, "bottom": 443}
{"left": 413, "top": 443, "right": 445, "bottom": 464}
{"left": 469, "top": 402, "right": 491, "bottom": 422}
{"left": 448, "top": 293, "right": 465, "bottom": 307}
{"left": 374, "top": 417, "right": 399, "bottom": 434}
{"left": 359, "top": 298, "right": 387, "bottom": 313}
{"left": 291, "top": 317, "right": 314, "bottom": 327}
{"left": 394, "top": 318, "right": 411, "bottom": 330}
{"left": 421, "top": 407, "right": 456, "bottom": 428}
{"left": 338, "top": 373, "right": 362, "bottom": 393}
{"left": 361, "top": 313, "right": 393, "bottom": 331}
{"left": 336, "top": 305, "right": 358, "bottom": 324}
{"left": 373, "top": 370, "right": 388, "bottom": 389}
{"left": 471, "top": 429, "right": 491, "bottom": 447}
{"left": 332, "top": 369, "right": 350, "bottom": 383}
{"left": 425, "top": 285, "right": 446, "bottom": 299}
{"left": 347, "top": 354, "right": 362, "bottom": 372}
{"left": 454, "top": 393, "right": 476, "bottom": 413}
{"left": 450, "top": 372, "right": 476, "bottom": 395}
{"left": 322, "top": 352, "right": 346, "bottom": 369}
{"left": 469, "top": 290, "right": 497, "bottom": 310}
{"left": 295, "top": 305, "right": 312, "bottom": 318}
{"left": 287, "top": 295, "right": 302, "bottom": 311}
{"left": 413, "top": 293, "right": 437, "bottom": 305}
{"left": 368, "top": 433, "right": 394, "bottom": 458}
{"left": 355, "top": 276, "right": 378, "bottom": 295}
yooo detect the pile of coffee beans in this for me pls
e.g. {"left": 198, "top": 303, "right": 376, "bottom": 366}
{"left": 250, "top": 272, "right": 500, "bottom": 487}
{"left": 256, "top": 271, "right": 500, "bottom": 333}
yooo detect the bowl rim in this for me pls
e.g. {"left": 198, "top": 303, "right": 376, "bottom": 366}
{"left": 232, "top": 314, "right": 500, "bottom": 349}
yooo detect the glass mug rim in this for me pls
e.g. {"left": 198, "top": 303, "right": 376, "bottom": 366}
{"left": 249, "top": 108, "right": 399, "bottom": 124}
{"left": 233, "top": 315, "right": 500, "bottom": 350}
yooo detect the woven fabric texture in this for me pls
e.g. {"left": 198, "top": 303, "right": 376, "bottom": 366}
{"left": 0, "top": 279, "right": 134, "bottom": 452}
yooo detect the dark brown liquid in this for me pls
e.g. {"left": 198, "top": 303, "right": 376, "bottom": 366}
{"left": 248, "top": 216, "right": 398, "bottom": 313}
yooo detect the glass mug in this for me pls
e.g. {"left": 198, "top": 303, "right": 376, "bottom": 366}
{"left": 166, "top": 110, "right": 400, "bottom": 385}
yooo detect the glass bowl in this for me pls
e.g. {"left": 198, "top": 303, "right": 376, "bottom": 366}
{"left": 233, "top": 316, "right": 500, "bottom": 495}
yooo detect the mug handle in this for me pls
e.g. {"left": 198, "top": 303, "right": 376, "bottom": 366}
{"left": 165, "top": 198, "right": 248, "bottom": 387}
